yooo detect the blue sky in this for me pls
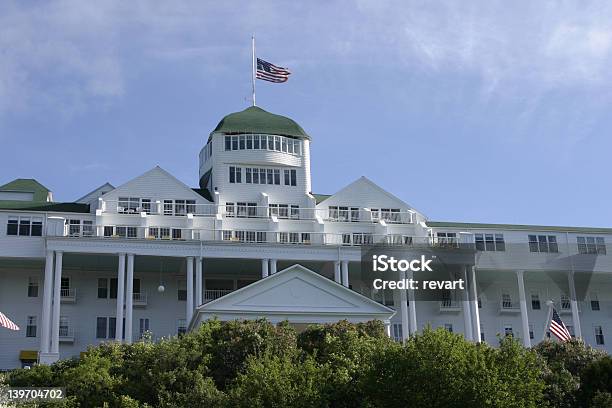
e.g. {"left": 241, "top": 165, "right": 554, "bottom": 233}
{"left": 1, "top": 1, "right": 612, "bottom": 227}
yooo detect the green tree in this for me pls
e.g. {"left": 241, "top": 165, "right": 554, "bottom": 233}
{"left": 577, "top": 356, "right": 612, "bottom": 408}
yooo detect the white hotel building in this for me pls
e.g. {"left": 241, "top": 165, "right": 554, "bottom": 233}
{"left": 0, "top": 105, "right": 610, "bottom": 369}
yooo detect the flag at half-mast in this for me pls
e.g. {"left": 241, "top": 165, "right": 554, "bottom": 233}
{"left": 256, "top": 58, "right": 291, "bottom": 83}
{"left": 0, "top": 311, "right": 20, "bottom": 331}
{"left": 549, "top": 308, "right": 571, "bottom": 342}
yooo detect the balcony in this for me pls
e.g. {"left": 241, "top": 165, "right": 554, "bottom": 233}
{"left": 59, "top": 326, "right": 75, "bottom": 343}
{"left": 439, "top": 299, "right": 462, "bottom": 313}
{"left": 499, "top": 300, "right": 520, "bottom": 314}
{"left": 559, "top": 301, "right": 581, "bottom": 314}
{"left": 203, "top": 289, "right": 233, "bottom": 303}
{"left": 60, "top": 288, "right": 76, "bottom": 303}
{"left": 133, "top": 292, "right": 148, "bottom": 307}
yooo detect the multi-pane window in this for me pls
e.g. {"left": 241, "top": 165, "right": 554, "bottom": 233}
{"left": 475, "top": 233, "right": 505, "bottom": 251}
{"left": 504, "top": 325, "right": 514, "bottom": 337}
{"left": 529, "top": 324, "right": 534, "bottom": 340}
{"left": 329, "top": 206, "right": 360, "bottom": 222}
{"left": 591, "top": 292, "right": 600, "bottom": 311}
{"left": 177, "top": 319, "right": 187, "bottom": 335}
{"left": 595, "top": 326, "right": 605, "bottom": 345}
{"left": 392, "top": 324, "right": 403, "bottom": 342}
{"left": 283, "top": 169, "right": 297, "bottom": 186}
{"left": 224, "top": 135, "right": 301, "bottom": 155}
{"left": 531, "top": 293, "right": 541, "bottom": 310}
{"left": 229, "top": 166, "right": 242, "bottom": 183}
{"left": 26, "top": 316, "right": 37, "bottom": 337}
{"left": 96, "top": 317, "right": 123, "bottom": 339}
{"left": 577, "top": 236, "right": 606, "bottom": 255}
{"left": 7, "top": 216, "right": 43, "bottom": 237}
{"left": 436, "top": 232, "right": 458, "bottom": 247}
{"left": 97, "top": 278, "right": 118, "bottom": 299}
{"left": 139, "top": 318, "right": 150, "bottom": 338}
{"left": 178, "top": 280, "right": 187, "bottom": 301}
{"left": 342, "top": 233, "right": 373, "bottom": 246}
{"left": 528, "top": 235, "right": 558, "bottom": 253}
{"left": 444, "top": 324, "right": 453, "bottom": 333}
{"left": 560, "top": 294, "right": 571, "bottom": 311}
{"left": 27, "top": 277, "right": 39, "bottom": 297}
{"left": 59, "top": 316, "right": 70, "bottom": 338}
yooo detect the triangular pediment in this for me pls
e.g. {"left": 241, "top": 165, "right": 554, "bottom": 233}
{"left": 194, "top": 264, "right": 394, "bottom": 319}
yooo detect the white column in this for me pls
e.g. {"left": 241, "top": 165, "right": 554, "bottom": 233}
{"left": 115, "top": 254, "right": 126, "bottom": 342}
{"left": 399, "top": 270, "right": 409, "bottom": 342}
{"left": 568, "top": 271, "right": 582, "bottom": 338}
{"left": 516, "top": 270, "right": 531, "bottom": 347}
{"left": 40, "top": 250, "right": 54, "bottom": 354}
{"left": 385, "top": 321, "right": 391, "bottom": 338}
{"left": 407, "top": 270, "right": 417, "bottom": 336}
{"left": 270, "top": 259, "right": 277, "bottom": 275}
{"left": 186, "top": 257, "right": 194, "bottom": 323}
{"left": 261, "top": 258, "right": 269, "bottom": 278}
{"left": 50, "top": 251, "right": 63, "bottom": 354}
{"left": 462, "top": 266, "right": 473, "bottom": 341}
{"left": 341, "top": 260, "right": 349, "bottom": 287}
{"left": 334, "top": 261, "right": 341, "bottom": 283}
{"left": 125, "top": 254, "right": 134, "bottom": 344}
{"left": 196, "top": 257, "right": 203, "bottom": 307}
{"left": 470, "top": 266, "right": 481, "bottom": 343}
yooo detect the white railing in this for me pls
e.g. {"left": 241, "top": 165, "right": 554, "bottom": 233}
{"left": 99, "top": 200, "right": 416, "bottom": 224}
{"left": 133, "top": 292, "right": 147, "bottom": 305}
{"left": 439, "top": 299, "right": 462, "bottom": 311}
{"left": 499, "top": 299, "right": 520, "bottom": 312}
{"left": 59, "top": 327, "right": 74, "bottom": 338}
{"left": 60, "top": 288, "right": 76, "bottom": 301}
{"left": 204, "top": 289, "right": 233, "bottom": 301}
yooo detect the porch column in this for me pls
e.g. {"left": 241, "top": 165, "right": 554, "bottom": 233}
{"left": 385, "top": 321, "right": 391, "bottom": 338}
{"left": 399, "top": 270, "right": 409, "bottom": 341}
{"left": 40, "top": 250, "right": 54, "bottom": 354}
{"left": 341, "top": 261, "right": 349, "bottom": 287}
{"left": 261, "top": 258, "right": 269, "bottom": 278}
{"left": 186, "top": 257, "right": 194, "bottom": 323}
{"left": 270, "top": 259, "right": 277, "bottom": 275}
{"left": 462, "top": 266, "right": 473, "bottom": 341}
{"left": 195, "top": 257, "right": 203, "bottom": 307}
{"left": 115, "top": 253, "right": 126, "bottom": 342}
{"left": 568, "top": 271, "right": 582, "bottom": 338}
{"left": 407, "top": 270, "right": 417, "bottom": 336}
{"left": 334, "top": 261, "right": 341, "bottom": 283}
{"left": 469, "top": 266, "right": 481, "bottom": 343}
{"left": 517, "top": 270, "right": 531, "bottom": 347}
{"left": 125, "top": 254, "right": 134, "bottom": 344}
{"left": 50, "top": 251, "right": 63, "bottom": 354}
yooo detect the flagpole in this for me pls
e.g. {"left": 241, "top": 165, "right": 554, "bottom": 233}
{"left": 251, "top": 36, "right": 256, "bottom": 106}
{"left": 542, "top": 300, "right": 554, "bottom": 342}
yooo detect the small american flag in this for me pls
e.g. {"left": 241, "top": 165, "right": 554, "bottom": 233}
{"left": 256, "top": 58, "right": 291, "bottom": 83}
{"left": 549, "top": 308, "right": 571, "bottom": 342}
{"left": 0, "top": 311, "right": 20, "bottom": 331}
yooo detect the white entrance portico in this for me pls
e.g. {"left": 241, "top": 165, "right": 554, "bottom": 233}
{"left": 188, "top": 264, "right": 396, "bottom": 330}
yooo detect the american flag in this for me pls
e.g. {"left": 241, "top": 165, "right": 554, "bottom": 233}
{"left": 0, "top": 311, "right": 20, "bottom": 331}
{"left": 256, "top": 58, "right": 291, "bottom": 83}
{"left": 549, "top": 308, "right": 571, "bottom": 342}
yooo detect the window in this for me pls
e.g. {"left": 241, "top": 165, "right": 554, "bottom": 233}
{"left": 595, "top": 326, "right": 605, "bottom": 345}
{"left": 7, "top": 216, "right": 43, "bottom": 237}
{"left": 381, "top": 208, "right": 401, "bottom": 223}
{"left": 177, "top": 319, "right": 187, "bottom": 335}
{"left": 475, "top": 233, "right": 505, "bottom": 251}
{"left": 444, "top": 324, "right": 453, "bottom": 333}
{"left": 96, "top": 317, "right": 107, "bottom": 339}
{"left": 566, "top": 325, "right": 575, "bottom": 338}
{"left": 560, "top": 294, "right": 571, "bottom": 311}
{"left": 98, "top": 278, "right": 108, "bottom": 298}
{"left": 229, "top": 166, "right": 241, "bottom": 183}
{"left": 591, "top": 292, "right": 600, "bottom": 311}
{"left": 59, "top": 316, "right": 70, "bottom": 338}
{"left": 225, "top": 136, "right": 231, "bottom": 151}
{"left": 274, "top": 169, "right": 281, "bottom": 185}
{"left": 501, "top": 293, "right": 513, "bottom": 309}
{"left": 392, "top": 323, "right": 403, "bottom": 342}
{"left": 531, "top": 293, "right": 541, "bottom": 310}
{"left": 61, "top": 277, "right": 71, "bottom": 297}
{"left": 178, "top": 280, "right": 187, "bottom": 301}
{"left": 225, "top": 202, "right": 235, "bottom": 217}
{"left": 26, "top": 316, "right": 37, "bottom": 337}
{"left": 283, "top": 169, "right": 297, "bottom": 186}
{"left": 504, "top": 325, "right": 513, "bottom": 337}
{"left": 436, "top": 232, "right": 458, "bottom": 247}
{"left": 246, "top": 168, "right": 252, "bottom": 183}
{"left": 577, "top": 236, "right": 606, "bottom": 255}
{"left": 27, "top": 277, "right": 38, "bottom": 297}
{"left": 480, "top": 326, "right": 485, "bottom": 342}
{"left": 118, "top": 197, "right": 140, "bottom": 214}
{"left": 139, "top": 318, "right": 150, "bottom": 338}
{"left": 528, "top": 235, "right": 558, "bottom": 253}
{"left": 529, "top": 324, "right": 534, "bottom": 340}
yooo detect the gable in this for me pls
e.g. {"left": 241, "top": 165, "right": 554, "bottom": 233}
{"left": 102, "top": 166, "right": 206, "bottom": 204}
{"left": 196, "top": 264, "right": 394, "bottom": 318}
{"left": 316, "top": 176, "right": 419, "bottom": 214}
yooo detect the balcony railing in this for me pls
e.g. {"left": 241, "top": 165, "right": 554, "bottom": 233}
{"left": 59, "top": 326, "right": 75, "bottom": 342}
{"left": 98, "top": 200, "right": 416, "bottom": 224}
{"left": 60, "top": 288, "right": 76, "bottom": 303}
{"left": 133, "top": 292, "right": 147, "bottom": 307}
{"left": 439, "top": 299, "right": 462, "bottom": 312}
{"left": 203, "top": 289, "right": 233, "bottom": 302}
{"left": 499, "top": 299, "right": 520, "bottom": 313}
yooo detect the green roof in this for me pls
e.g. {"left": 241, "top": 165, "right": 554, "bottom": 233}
{"left": 312, "top": 193, "right": 331, "bottom": 204}
{"left": 426, "top": 221, "right": 612, "bottom": 234}
{"left": 0, "top": 179, "right": 50, "bottom": 202}
{"left": 0, "top": 201, "right": 90, "bottom": 213}
{"left": 213, "top": 106, "right": 309, "bottom": 139}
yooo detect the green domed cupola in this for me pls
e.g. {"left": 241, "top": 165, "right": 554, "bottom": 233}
{"left": 213, "top": 106, "right": 309, "bottom": 139}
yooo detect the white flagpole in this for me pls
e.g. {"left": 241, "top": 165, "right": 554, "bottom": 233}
{"left": 251, "top": 36, "right": 256, "bottom": 106}
{"left": 542, "top": 300, "right": 554, "bottom": 342}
